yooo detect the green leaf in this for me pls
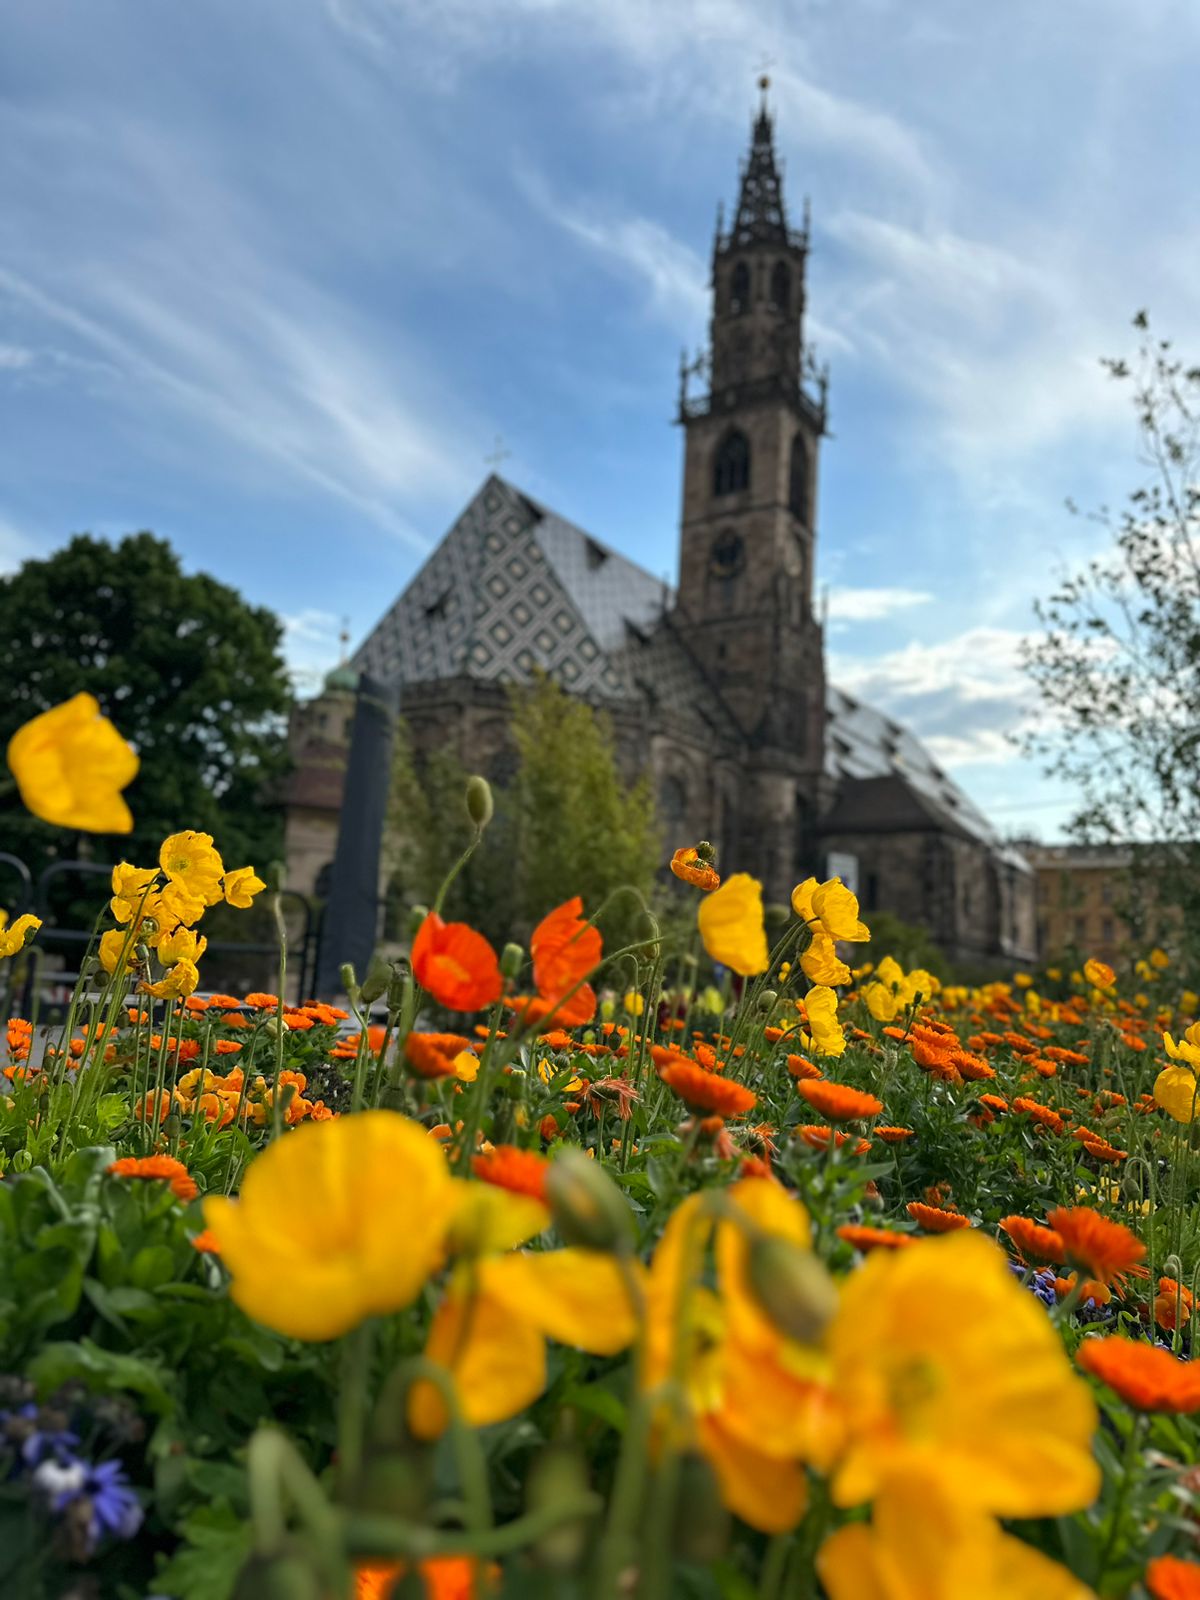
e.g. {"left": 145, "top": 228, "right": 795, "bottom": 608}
{"left": 28, "top": 1338, "right": 176, "bottom": 1416}
{"left": 152, "top": 1501, "right": 255, "bottom": 1600}
{"left": 130, "top": 1243, "right": 177, "bottom": 1290}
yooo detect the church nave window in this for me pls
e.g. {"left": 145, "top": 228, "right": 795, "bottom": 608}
{"left": 730, "top": 260, "right": 750, "bottom": 314}
{"left": 709, "top": 529, "right": 745, "bottom": 578}
{"left": 713, "top": 429, "right": 751, "bottom": 496}
{"left": 770, "top": 261, "right": 790, "bottom": 310}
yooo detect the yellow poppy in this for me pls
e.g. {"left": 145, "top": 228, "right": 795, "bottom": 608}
{"left": 156, "top": 925, "right": 207, "bottom": 967}
{"left": 803, "top": 985, "right": 846, "bottom": 1057}
{"left": 698, "top": 873, "right": 768, "bottom": 976}
{"left": 159, "top": 831, "right": 225, "bottom": 907}
{"left": 800, "top": 932, "right": 851, "bottom": 988}
{"left": 1164, "top": 1023, "right": 1200, "bottom": 1070}
{"left": 224, "top": 866, "right": 266, "bottom": 909}
{"left": 7, "top": 694, "right": 138, "bottom": 833}
{"left": 1154, "top": 1064, "right": 1200, "bottom": 1123}
{"left": 203, "top": 1112, "right": 459, "bottom": 1340}
{"left": 1083, "top": 958, "right": 1115, "bottom": 990}
{"left": 1150, "top": 947, "right": 1170, "bottom": 970}
{"left": 141, "top": 958, "right": 200, "bottom": 1000}
{"left": 818, "top": 1472, "right": 1097, "bottom": 1600}
{"left": 826, "top": 1230, "right": 1099, "bottom": 1516}
{"left": 791, "top": 877, "right": 870, "bottom": 943}
{"left": 98, "top": 928, "right": 138, "bottom": 976}
{"left": 0, "top": 913, "right": 41, "bottom": 959}
{"left": 109, "top": 863, "right": 159, "bottom": 923}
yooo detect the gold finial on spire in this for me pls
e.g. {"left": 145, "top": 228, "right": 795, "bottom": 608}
{"left": 338, "top": 617, "right": 350, "bottom": 665}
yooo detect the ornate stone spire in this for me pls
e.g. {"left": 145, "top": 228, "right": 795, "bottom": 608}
{"left": 730, "top": 77, "right": 789, "bottom": 246}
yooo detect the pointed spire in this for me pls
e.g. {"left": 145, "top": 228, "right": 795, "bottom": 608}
{"left": 732, "top": 76, "right": 790, "bottom": 246}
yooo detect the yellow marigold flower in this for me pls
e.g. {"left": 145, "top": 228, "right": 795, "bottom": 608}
{"left": 803, "top": 985, "right": 846, "bottom": 1057}
{"left": 156, "top": 925, "right": 207, "bottom": 967}
{"left": 0, "top": 913, "right": 41, "bottom": 959}
{"left": 698, "top": 873, "right": 768, "bottom": 976}
{"left": 1150, "top": 946, "right": 1170, "bottom": 970}
{"left": 1083, "top": 958, "right": 1115, "bottom": 990}
{"left": 224, "top": 866, "right": 266, "bottom": 909}
{"left": 791, "top": 876, "right": 870, "bottom": 943}
{"left": 818, "top": 1471, "right": 1096, "bottom": 1600}
{"left": 1154, "top": 1064, "right": 1200, "bottom": 1123}
{"left": 826, "top": 1230, "right": 1099, "bottom": 1516}
{"left": 800, "top": 932, "right": 850, "bottom": 988}
{"left": 141, "top": 958, "right": 200, "bottom": 1000}
{"left": 98, "top": 928, "right": 138, "bottom": 975}
{"left": 7, "top": 693, "right": 138, "bottom": 833}
{"left": 203, "top": 1111, "right": 459, "bottom": 1340}
{"left": 159, "top": 831, "right": 225, "bottom": 907}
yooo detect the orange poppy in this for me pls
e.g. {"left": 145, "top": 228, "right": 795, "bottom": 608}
{"left": 1146, "top": 1555, "right": 1200, "bottom": 1600}
{"left": 660, "top": 1060, "right": 756, "bottom": 1118}
{"left": 1155, "top": 1278, "right": 1194, "bottom": 1332}
{"left": 669, "top": 846, "right": 720, "bottom": 892}
{"left": 836, "top": 1224, "right": 913, "bottom": 1251}
{"left": 472, "top": 1145, "right": 550, "bottom": 1204}
{"left": 356, "top": 1556, "right": 498, "bottom": 1600}
{"left": 796, "top": 1080, "right": 882, "bottom": 1122}
{"left": 412, "top": 912, "right": 503, "bottom": 1012}
{"left": 1049, "top": 1206, "right": 1146, "bottom": 1290}
{"left": 529, "top": 896, "right": 601, "bottom": 1026}
{"left": 108, "top": 1154, "right": 197, "bottom": 1203}
{"left": 405, "top": 1032, "right": 474, "bottom": 1079}
{"left": 1077, "top": 1336, "right": 1200, "bottom": 1413}
{"left": 132, "top": 1090, "right": 172, "bottom": 1124}
{"left": 906, "top": 1201, "right": 971, "bottom": 1233}
{"left": 999, "top": 1215, "right": 1064, "bottom": 1266}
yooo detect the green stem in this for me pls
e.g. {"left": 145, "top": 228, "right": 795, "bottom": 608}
{"left": 337, "top": 1320, "right": 377, "bottom": 1504}
{"left": 1096, "top": 1412, "right": 1146, "bottom": 1585}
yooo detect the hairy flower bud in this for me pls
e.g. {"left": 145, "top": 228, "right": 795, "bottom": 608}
{"left": 339, "top": 962, "right": 358, "bottom": 1000}
{"left": 747, "top": 1237, "right": 838, "bottom": 1345}
{"left": 695, "top": 840, "right": 716, "bottom": 863}
{"left": 545, "top": 1148, "right": 636, "bottom": 1255}
{"left": 756, "top": 988, "right": 779, "bottom": 1014}
{"left": 500, "top": 942, "right": 524, "bottom": 979}
{"left": 359, "top": 954, "right": 390, "bottom": 1005}
{"left": 634, "top": 909, "right": 661, "bottom": 955}
{"left": 408, "top": 905, "right": 429, "bottom": 940}
{"left": 465, "top": 774, "right": 494, "bottom": 831}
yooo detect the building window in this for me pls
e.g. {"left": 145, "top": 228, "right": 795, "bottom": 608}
{"left": 770, "top": 261, "right": 790, "bottom": 311}
{"left": 1102, "top": 917, "right": 1114, "bottom": 942}
{"left": 730, "top": 261, "right": 750, "bottom": 314}
{"left": 865, "top": 871, "right": 879, "bottom": 910}
{"left": 709, "top": 530, "right": 745, "bottom": 578}
{"left": 1101, "top": 881, "right": 1113, "bottom": 905}
{"left": 659, "top": 775, "right": 687, "bottom": 824}
{"left": 788, "top": 434, "right": 809, "bottom": 522}
{"left": 1073, "top": 916, "right": 1086, "bottom": 944}
{"left": 713, "top": 429, "right": 751, "bottom": 496}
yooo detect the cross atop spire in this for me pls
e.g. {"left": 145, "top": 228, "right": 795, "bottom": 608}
{"left": 730, "top": 78, "right": 790, "bottom": 247}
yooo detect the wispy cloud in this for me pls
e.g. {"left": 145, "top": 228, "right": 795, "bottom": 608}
{"left": 282, "top": 607, "right": 346, "bottom": 692}
{"left": 0, "top": 344, "right": 34, "bottom": 370}
{"left": 826, "top": 585, "right": 933, "bottom": 623}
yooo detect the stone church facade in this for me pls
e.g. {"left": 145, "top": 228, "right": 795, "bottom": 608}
{"left": 284, "top": 98, "right": 1035, "bottom": 969}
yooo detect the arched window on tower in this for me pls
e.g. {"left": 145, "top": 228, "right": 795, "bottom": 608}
{"left": 730, "top": 261, "right": 750, "bottom": 314}
{"left": 713, "top": 429, "right": 751, "bottom": 496}
{"left": 770, "top": 261, "right": 790, "bottom": 311}
{"left": 789, "top": 433, "right": 809, "bottom": 523}
{"left": 659, "top": 774, "right": 688, "bottom": 828}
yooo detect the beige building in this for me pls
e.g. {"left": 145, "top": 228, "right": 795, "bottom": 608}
{"left": 1024, "top": 842, "right": 1144, "bottom": 967}
{"left": 284, "top": 95, "right": 1035, "bottom": 970}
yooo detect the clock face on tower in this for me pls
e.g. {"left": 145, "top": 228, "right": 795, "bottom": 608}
{"left": 710, "top": 531, "right": 745, "bottom": 578}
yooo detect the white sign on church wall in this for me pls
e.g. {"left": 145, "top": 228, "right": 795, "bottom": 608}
{"left": 824, "top": 851, "right": 859, "bottom": 895}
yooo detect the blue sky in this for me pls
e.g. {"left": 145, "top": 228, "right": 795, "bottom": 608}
{"left": 3, "top": 0, "right": 1198, "bottom": 840}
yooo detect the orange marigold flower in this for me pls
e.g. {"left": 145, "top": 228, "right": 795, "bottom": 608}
{"left": 109, "top": 1154, "right": 198, "bottom": 1203}
{"left": 405, "top": 1032, "right": 474, "bottom": 1079}
{"left": 1049, "top": 1206, "right": 1147, "bottom": 1289}
{"left": 906, "top": 1201, "right": 971, "bottom": 1233}
{"left": 979, "top": 1092, "right": 1009, "bottom": 1114}
{"left": 1146, "top": 1555, "right": 1200, "bottom": 1600}
{"left": 909, "top": 1036, "right": 962, "bottom": 1083}
{"left": 1012, "top": 1097, "right": 1065, "bottom": 1134}
{"left": 412, "top": 912, "right": 504, "bottom": 1012}
{"left": 1080, "top": 1136, "right": 1127, "bottom": 1163}
{"left": 795, "top": 1125, "right": 871, "bottom": 1154}
{"left": 874, "top": 1126, "right": 914, "bottom": 1144}
{"left": 191, "top": 1228, "right": 221, "bottom": 1253}
{"left": 243, "top": 992, "right": 279, "bottom": 1009}
{"left": 999, "top": 1215, "right": 1064, "bottom": 1265}
{"left": 530, "top": 896, "right": 601, "bottom": 1026}
{"left": 836, "top": 1224, "right": 913, "bottom": 1251}
{"left": 1078, "top": 1335, "right": 1200, "bottom": 1413}
{"left": 660, "top": 1060, "right": 756, "bottom": 1118}
{"left": 950, "top": 1050, "right": 996, "bottom": 1081}
{"left": 1045, "top": 1045, "right": 1089, "bottom": 1065}
{"left": 213, "top": 1038, "right": 243, "bottom": 1055}
{"left": 669, "top": 846, "right": 720, "bottom": 892}
{"left": 797, "top": 1080, "right": 882, "bottom": 1122}
{"left": 471, "top": 1145, "right": 549, "bottom": 1204}
{"left": 786, "top": 1052, "right": 822, "bottom": 1080}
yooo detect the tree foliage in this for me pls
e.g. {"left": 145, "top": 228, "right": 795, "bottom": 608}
{"left": 386, "top": 676, "right": 662, "bottom": 949}
{"left": 1021, "top": 314, "right": 1200, "bottom": 955}
{"left": 0, "top": 533, "right": 291, "bottom": 892}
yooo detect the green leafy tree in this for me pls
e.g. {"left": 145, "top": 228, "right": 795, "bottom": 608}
{"left": 1020, "top": 314, "right": 1200, "bottom": 964}
{"left": 386, "top": 676, "right": 661, "bottom": 950}
{"left": 0, "top": 533, "right": 291, "bottom": 897}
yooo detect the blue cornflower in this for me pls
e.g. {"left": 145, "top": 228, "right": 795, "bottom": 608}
{"left": 0, "top": 1402, "right": 80, "bottom": 1470}
{"left": 34, "top": 1454, "right": 142, "bottom": 1551}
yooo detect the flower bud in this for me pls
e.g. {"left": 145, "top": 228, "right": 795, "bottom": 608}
{"left": 695, "top": 840, "right": 716, "bottom": 863}
{"left": 764, "top": 901, "right": 791, "bottom": 929}
{"left": 545, "top": 1148, "right": 636, "bottom": 1255}
{"left": 501, "top": 942, "right": 524, "bottom": 979}
{"left": 359, "top": 954, "right": 390, "bottom": 1005}
{"left": 465, "top": 774, "right": 494, "bottom": 831}
{"left": 408, "top": 905, "right": 429, "bottom": 940}
{"left": 756, "top": 988, "right": 779, "bottom": 1014}
{"left": 747, "top": 1237, "right": 838, "bottom": 1345}
{"left": 525, "top": 1443, "right": 591, "bottom": 1570}
{"left": 386, "top": 963, "right": 410, "bottom": 1013}
{"left": 339, "top": 962, "right": 358, "bottom": 998}
{"left": 600, "top": 995, "right": 616, "bottom": 1022}
{"left": 670, "top": 1452, "right": 730, "bottom": 1564}
{"left": 634, "top": 909, "right": 660, "bottom": 956}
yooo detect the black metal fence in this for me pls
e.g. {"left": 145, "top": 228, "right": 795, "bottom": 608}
{"left": 0, "top": 856, "right": 323, "bottom": 1019}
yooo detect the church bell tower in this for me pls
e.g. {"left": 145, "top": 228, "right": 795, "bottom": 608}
{"left": 674, "top": 82, "right": 830, "bottom": 894}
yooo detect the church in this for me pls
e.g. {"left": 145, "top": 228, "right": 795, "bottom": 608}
{"left": 285, "top": 94, "right": 1035, "bottom": 970}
